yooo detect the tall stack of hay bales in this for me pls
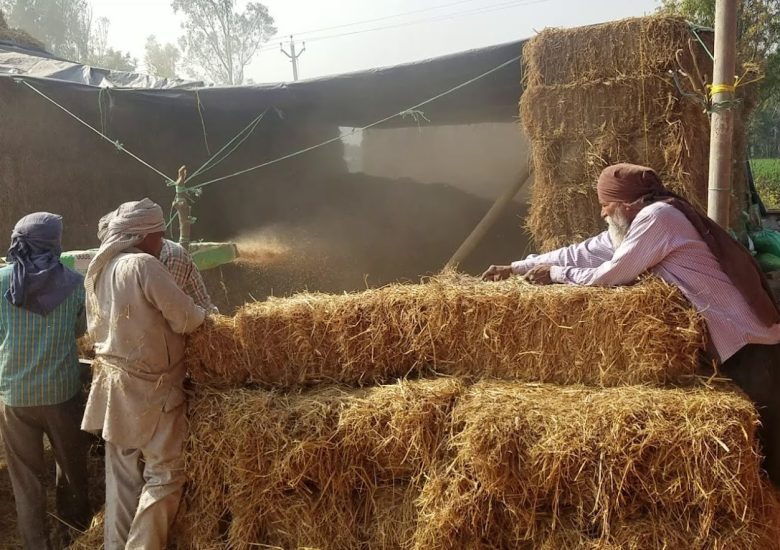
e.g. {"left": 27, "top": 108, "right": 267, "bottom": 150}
{"left": 521, "top": 17, "right": 755, "bottom": 251}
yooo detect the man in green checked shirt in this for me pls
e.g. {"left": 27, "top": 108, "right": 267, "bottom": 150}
{"left": 0, "top": 212, "right": 91, "bottom": 549}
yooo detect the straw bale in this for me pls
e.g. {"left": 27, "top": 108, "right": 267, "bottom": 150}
{"left": 364, "top": 482, "right": 420, "bottom": 549}
{"left": 450, "top": 382, "right": 764, "bottom": 538}
{"left": 176, "top": 378, "right": 780, "bottom": 550}
{"left": 336, "top": 377, "right": 464, "bottom": 478}
{"left": 179, "top": 379, "right": 461, "bottom": 548}
{"left": 175, "top": 389, "right": 234, "bottom": 547}
{"left": 420, "top": 276, "right": 704, "bottom": 386}
{"left": 413, "top": 469, "right": 498, "bottom": 549}
{"left": 246, "top": 482, "right": 421, "bottom": 550}
{"left": 525, "top": 119, "right": 711, "bottom": 252}
{"left": 247, "top": 487, "right": 365, "bottom": 550}
{"left": 521, "top": 16, "right": 753, "bottom": 252}
{"left": 223, "top": 377, "right": 460, "bottom": 488}
{"left": 185, "top": 314, "right": 249, "bottom": 388}
{"left": 232, "top": 286, "right": 426, "bottom": 387}
{"left": 195, "top": 275, "right": 704, "bottom": 389}
{"left": 542, "top": 505, "right": 780, "bottom": 550}
{"left": 177, "top": 378, "right": 779, "bottom": 549}
{"left": 415, "top": 472, "right": 780, "bottom": 550}
{"left": 73, "top": 483, "right": 780, "bottom": 550}
{"left": 521, "top": 75, "right": 685, "bottom": 141}
{"left": 523, "top": 16, "right": 709, "bottom": 87}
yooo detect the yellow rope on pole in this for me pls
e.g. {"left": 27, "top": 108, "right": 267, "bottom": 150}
{"left": 706, "top": 70, "right": 765, "bottom": 98}
{"left": 707, "top": 83, "right": 737, "bottom": 96}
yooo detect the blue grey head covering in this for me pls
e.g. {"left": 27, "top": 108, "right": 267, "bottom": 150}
{"left": 5, "top": 212, "right": 83, "bottom": 315}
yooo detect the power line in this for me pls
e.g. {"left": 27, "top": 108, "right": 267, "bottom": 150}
{"left": 306, "top": 0, "right": 551, "bottom": 43}
{"left": 271, "top": 0, "right": 486, "bottom": 38}
{"left": 258, "top": 0, "right": 553, "bottom": 53}
{"left": 262, "top": 0, "right": 545, "bottom": 50}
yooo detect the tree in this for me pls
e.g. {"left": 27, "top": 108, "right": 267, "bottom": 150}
{"left": 751, "top": 102, "right": 780, "bottom": 157}
{"left": 172, "top": 0, "right": 276, "bottom": 85}
{"left": 94, "top": 48, "right": 136, "bottom": 72}
{"left": 658, "top": 0, "right": 780, "bottom": 157}
{"left": 658, "top": 0, "right": 779, "bottom": 70}
{"left": 1, "top": 1, "right": 136, "bottom": 72}
{"left": 0, "top": 0, "right": 92, "bottom": 60}
{"left": 83, "top": 15, "right": 136, "bottom": 72}
{"left": 81, "top": 15, "right": 136, "bottom": 71}
{"left": 88, "top": 14, "right": 108, "bottom": 62}
{"left": 144, "top": 35, "right": 180, "bottom": 79}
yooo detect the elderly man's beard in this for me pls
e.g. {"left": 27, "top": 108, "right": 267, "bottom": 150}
{"left": 606, "top": 208, "right": 631, "bottom": 248}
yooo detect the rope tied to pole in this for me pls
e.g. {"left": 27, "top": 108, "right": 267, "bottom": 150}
{"left": 708, "top": 82, "right": 737, "bottom": 96}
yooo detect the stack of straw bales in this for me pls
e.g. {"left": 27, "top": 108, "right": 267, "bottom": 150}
{"left": 171, "top": 274, "right": 780, "bottom": 549}
{"left": 177, "top": 379, "right": 780, "bottom": 548}
{"left": 520, "top": 17, "right": 756, "bottom": 251}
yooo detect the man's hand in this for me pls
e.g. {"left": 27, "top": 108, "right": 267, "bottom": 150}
{"left": 524, "top": 265, "right": 553, "bottom": 285}
{"left": 481, "top": 265, "right": 513, "bottom": 282}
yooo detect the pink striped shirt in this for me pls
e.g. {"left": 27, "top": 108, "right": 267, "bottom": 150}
{"left": 511, "top": 202, "right": 780, "bottom": 361}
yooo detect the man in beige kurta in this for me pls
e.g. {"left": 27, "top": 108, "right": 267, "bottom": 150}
{"left": 82, "top": 198, "right": 206, "bottom": 550}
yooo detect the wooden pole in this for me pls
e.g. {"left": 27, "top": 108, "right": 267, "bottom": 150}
{"left": 173, "top": 165, "right": 192, "bottom": 250}
{"left": 706, "top": 0, "right": 739, "bottom": 227}
{"left": 445, "top": 167, "right": 532, "bottom": 269}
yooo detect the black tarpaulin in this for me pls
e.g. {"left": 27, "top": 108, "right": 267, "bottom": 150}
{"left": 1, "top": 38, "right": 525, "bottom": 127}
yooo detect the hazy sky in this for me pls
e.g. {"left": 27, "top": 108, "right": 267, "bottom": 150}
{"left": 90, "top": 0, "right": 659, "bottom": 83}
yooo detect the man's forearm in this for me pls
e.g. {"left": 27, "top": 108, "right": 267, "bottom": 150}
{"left": 511, "top": 232, "right": 614, "bottom": 275}
{"left": 510, "top": 247, "right": 573, "bottom": 274}
{"left": 511, "top": 256, "right": 555, "bottom": 274}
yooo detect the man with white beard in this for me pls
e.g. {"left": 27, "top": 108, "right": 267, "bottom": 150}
{"left": 482, "top": 163, "right": 780, "bottom": 486}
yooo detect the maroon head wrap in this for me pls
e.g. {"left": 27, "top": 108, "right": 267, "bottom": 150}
{"left": 597, "top": 163, "right": 665, "bottom": 203}
{"left": 596, "top": 163, "right": 780, "bottom": 327}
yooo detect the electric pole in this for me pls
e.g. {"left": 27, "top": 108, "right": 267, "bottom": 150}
{"left": 280, "top": 35, "right": 306, "bottom": 81}
{"left": 706, "top": 0, "right": 738, "bottom": 228}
